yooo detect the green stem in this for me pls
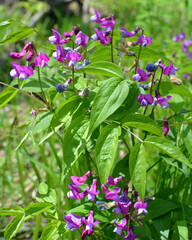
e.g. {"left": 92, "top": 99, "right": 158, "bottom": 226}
{"left": 111, "top": 30, "right": 114, "bottom": 63}
{"left": 32, "top": 216, "right": 41, "bottom": 240}
{"left": 72, "top": 65, "right": 75, "bottom": 94}
{"left": 157, "top": 68, "right": 163, "bottom": 91}
{"left": 37, "top": 66, "right": 47, "bottom": 104}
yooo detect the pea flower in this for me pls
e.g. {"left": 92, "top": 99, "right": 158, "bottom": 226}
{"left": 64, "top": 213, "right": 82, "bottom": 231}
{"left": 138, "top": 94, "right": 154, "bottom": 107}
{"left": 86, "top": 179, "right": 100, "bottom": 202}
{"left": 52, "top": 45, "right": 68, "bottom": 62}
{"left": 100, "top": 14, "right": 115, "bottom": 32}
{"left": 91, "top": 28, "right": 111, "bottom": 45}
{"left": 145, "top": 64, "right": 157, "bottom": 72}
{"left": 132, "top": 66, "right": 151, "bottom": 82}
{"left": 67, "top": 184, "right": 88, "bottom": 199}
{"left": 113, "top": 217, "right": 129, "bottom": 235}
{"left": 106, "top": 173, "right": 122, "bottom": 186}
{"left": 155, "top": 90, "right": 172, "bottom": 108}
{"left": 113, "top": 186, "right": 132, "bottom": 215}
{"left": 119, "top": 27, "right": 140, "bottom": 38}
{"left": 75, "top": 59, "right": 91, "bottom": 70}
{"left": 137, "top": 35, "right": 152, "bottom": 47}
{"left": 71, "top": 171, "right": 91, "bottom": 186}
{"left": 66, "top": 50, "right": 82, "bottom": 67}
{"left": 161, "top": 60, "right": 178, "bottom": 75}
{"left": 101, "top": 184, "right": 121, "bottom": 200}
{"left": 163, "top": 119, "right": 169, "bottom": 136}
{"left": 75, "top": 31, "right": 89, "bottom": 47}
{"left": 10, "top": 62, "right": 34, "bottom": 79}
{"left": 173, "top": 32, "right": 185, "bottom": 42}
{"left": 49, "top": 29, "right": 70, "bottom": 45}
{"left": 34, "top": 52, "right": 49, "bottom": 68}
{"left": 91, "top": 9, "right": 104, "bottom": 23}
{"left": 134, "top": 196, "right": 148, "bottom": 215}
{"left": 10, "top": 42, "right": 34, "bottom": 61}
{"left": 122, "top": 225, "right": 138, "bottom": 240}
{"left": 82, "top": 210, "right": 99, "bottom": 240}
{"left": 55, "top": 78, "right": 72, "bottom": 93}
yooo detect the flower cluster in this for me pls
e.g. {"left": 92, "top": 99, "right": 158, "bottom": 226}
{"left": 10, "top": 42, "right": 49, "bottom": 80}
{"left": 91, "top": 9, "right": 115, "bottom": 45}
{"left": 64, "top": 171, "right": 99, "bottom": 239}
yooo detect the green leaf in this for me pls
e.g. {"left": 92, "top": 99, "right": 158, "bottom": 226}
{"left": 89, "top": 78, "right": 129, "bottom": 133}
{"left": 182, "top": 124, "right": 192, "bottom": 158}
{"left": 40, "top": 222, "right": 62, "bottom": 240}
{"left": 89, "top": 45, "right": 118, "bottom": 63}
{"left": 76, "top": 61, "right": 124, "bottom": 78}
{"left": 15, "top": 131, "right": 31, "bottom": 151}
{"left": 0, "top": 206, "right": 24, "bottom": 216}
{"left": 96, "top": 124, "right": 119, "bottom": 184}
{"left": 0, "top": 26, "right": 34, "bottom": 44}
{"left": 0, "top": 87, "right": 18, "bottom": 108}
{"left": 24, "top": 202, "right": 53, "bottom": 220}
{"left": 168, "top": 94, "right": 184, "bottom": 113}
{"left": 63, "top": 117, "right": 90, "bottom": 179}
{"left": 153, "top": 213, "right": 171, "bottom": 240}
{"left": 4, "top": 213, "right": 25, "bottom": 240}
{"left": 32, "top": 111, "right": 54, "bottom": 134}
{"left": 121, "top": 113, "right": 163, "bottom": 136}
{"left": 176, "top": 221, "right": 188, "bottom": 240}
{"left": 160, "top": 82, "right": 192, "bottom": 98}
{"left": 0, "top": 19, "right": 14, "bottom": 30}
{"left": 144, "top": 136, "right": 192, "bottom": 168}
{"left": 129, "top": 143, "right": 146, "bottom": 201}
{"left": 39, "top": 182, "right": 48, "bottom": 195}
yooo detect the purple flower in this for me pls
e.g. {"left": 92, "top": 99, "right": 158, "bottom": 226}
{"left": 113, "top": 217, "right": 129, "bottom": 235}
{"left": 75, "top": 59, "right": 91, "bottom": 70}
{"left": 122, "top": 225, "right": 138, "bottom": 240}
{"left": 173, "top": 32, "right": 185, "bottom": 42}
{"left": 180, "top": 32, "right": 186, "bottom": 40}
{"left": 145, "top": 64, "right": 156, "bottom": 72}
{"left": 55, "top": 78, "right": 72, "bottom": 93}
{"left": 86, "top": 179, "right": 100, "bottom": 201}
{"left": 34, "top": 52, "right": 49, "bottom": 68}
{"left": 82, "top": 210, "right": 99, "bottom": 240}
{"left": 161, "top": 60, "right": 178, "bottom": 75}
{"left": 10, "top": 42, "right": 34, "bottom": 61}
{"left": 10, "top": 62, "right": 33, "bottom": 79}
{"left": 163, "top": 119, "right": 169, "bottom": 136}
{"left": 66, "top": 50, "right": 82, "bottom": 67}
{"left": 67, "top": 184, "right": 88, "bottom": 199}
{"left": 106, "top": 173, "right": 122, "bottom": 186}
{"left": 119, "top": 27, "right": 140, "bottom": 38}
{"left": 91, "top": 28, "right": 111, "bottom": 45}
{"left": 132, "top": 66, "right": 151, "bottom": 82}
{"left": 49, "top": 29, "right": 70, "bottom": 45}
{"left": 138, "top": 94, "right": 154, "bottom": 107}
{"left": 137, "top": 35, "right": 152, "bottom": 47}
{"left": 52, "top": 45, "right": 67, "bottom": 62}
{"left": 64, "top": 213, "right": 82, "bottom": 231}
{"left": 113, "top": 186, "right": 132, "bottom": 215}
{"left": 75, "top": 31, "right": 89, "bottom": 47}
{"left": 91, "top": 9, "right": 105, "bottom": 23}
{"left": 100, "top": 14, "right": 115, "bottom": 32}
{"left": 134, "top": 196, "right": 148, "bottom": 215}
{"left": 155, "top": 90, "right": 172, "bottom": 108}
{"left": 71, "top": 171, "right": 91, "bottom": 186}
{"left": 101, "top": 184, "right": 121, "bottom": 201}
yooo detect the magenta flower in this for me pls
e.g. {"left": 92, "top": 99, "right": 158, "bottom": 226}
{"left": 113, "top": 217, "right": 129, "bottom": 235}
{"left": 100, "top": 14, "right": 115, "bottom": 32}
{"left": 134, "top": 196, "right": 148, "bottom": 215}
{"left": 119, "top": 27, "right": 140, "bottom": 38}
{"left": 10, "top": 42, "right": 34, "bottom": 61}
{"left": 132, "top": 66, "right": 151, "bottom": 82}
{"left": 10, "top": 62, "right": 34, "bottom": 79}
{"left": 34, "top": 52, "right": 49, "bottom": 68}
{"left": 91, "top": 9, "right": 105, "bottom": 23}
{"left": 138, "top": 94, "right": 154, "bottom": 107}
{"left": 66, "top": 50, "right": 82, "bottom": 67}
{"left": 163, "top": 119, "right": 169, "bottom": 136}
{"left": 49, "top": 29, "right": 70, "bottom": 45}
{"left": 113, "top": 186, "right": 132, "bottom": 215}
{"left": 64, "top": 213, "right": 82, "bottom": 231}
{"left": 137, "top": 35, "right": 152, "bottom": 47}
{"left": 52, "top": 45, "right": 68, "bottom": 62}
{"left": 101, "top": 184, "right": 121, "bottom": 200}
{"left": 173, "top": 32, "right": 185, "bottom": 42}
{"left": 91, "top": 28, "right": 111, "bottom": 45}
{"left": 82, "top": 210, "right": 99, "bottom": 240}
{"left": 71, "top": 171, "right": 91, "bottom": 186}
{"left": 155, "top": 90, "right": 172, "bottom": 108}
{"left": 122, "top": 225, "right": 138, "bottom": 240}
{"left": 86, "top": 179, "right": 100, "bottom": 202}
{"left": 161, "top": 60, "right": 178, "bottom": 75}
{"left": 67, "top": 184, "right": 88, "bottom": 200}
{"left": 75, "top": 31, "right": 89, "bottom": 47}
{"left": 106, "top": 173, "right": 122, "bottom": 186}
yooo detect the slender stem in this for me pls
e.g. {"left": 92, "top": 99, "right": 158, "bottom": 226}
{"left": 0, "top": 81, "right": 47, "bottom": 107}
{"left": 147, "top": 158, "right": 162, "bottom": 172}
{"left": 111, "top": 30, "right": 114, "bottom": 63}
{"left": 134, "top": 28, "right": 144, "bottom": 73}
{"left": 72, "top": 65, "right": 75, "bottom": 94}
{"left": 167, "top": 110, "right": 192, "bottom": 120}
{"left": 157, "top": 68, "right": 163, "bottom": 91}
{"left": 32, "top": 217, "right": 41, "bottom": 240}
{"left": 37, "top": 66, "right": 47, "bottom": 104}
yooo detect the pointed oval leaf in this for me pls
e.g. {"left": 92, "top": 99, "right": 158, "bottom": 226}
{"left": 0, "top": 87, "right": 18, "bottom": 108}
{"left": 96, "top": 124, "right": 119, "bottom": 184}
{"left": 145, "top": 136, "right": 192, "bottom": 168}
{"left": 24, "top": 202, "right": 52, "bottom": 220}
{"left": 129, "top": 143, "right": 146, "bottom": 201}
{"left": 121, "top": 114, "right": 163, "bottom": 136}
{"left": 76, "top": 61, "right": 124, "bottom": 78}
{"left": 89, "top": 78, "right": 129, "bottom": 134}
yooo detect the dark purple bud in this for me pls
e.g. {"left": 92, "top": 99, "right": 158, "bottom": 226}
{"left": 145, "top": 64, "right": 156, "bottom": 72}
{"left": 163, "top": 119, "right": 169, "bottom": 136}
{"left": 55, "top": 83, "right": 68, "bottom": 93}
